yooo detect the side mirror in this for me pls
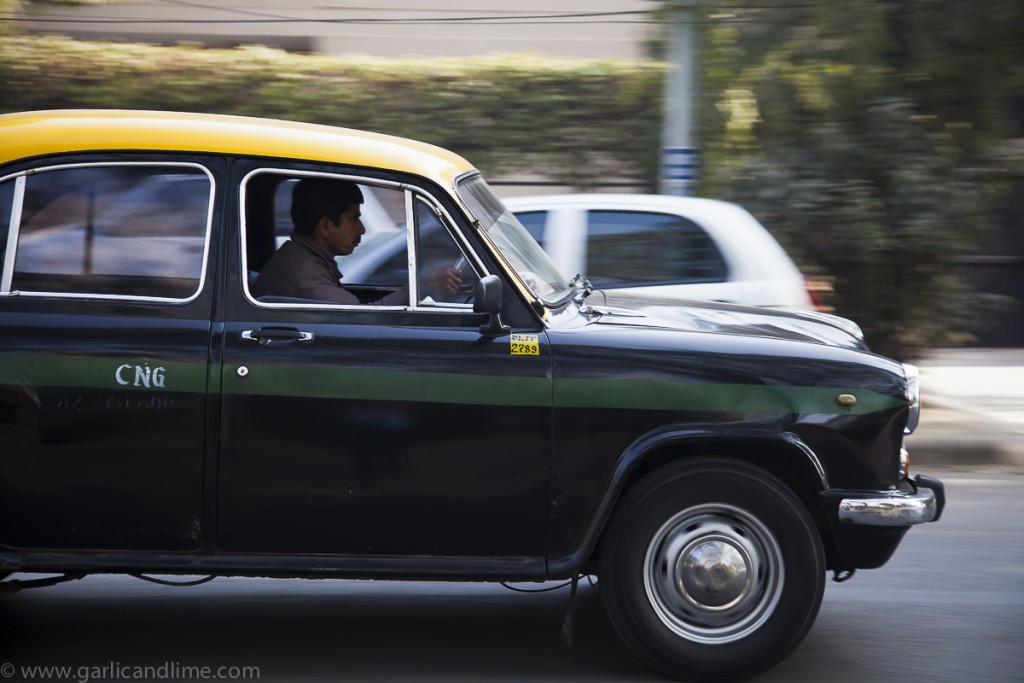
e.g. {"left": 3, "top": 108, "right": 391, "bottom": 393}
{"left": 474, "top": 274, "right": 510, "bottom": 337}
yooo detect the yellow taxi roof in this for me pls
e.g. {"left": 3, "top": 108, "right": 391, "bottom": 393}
{"left": 0, "top": 109, "right": 477, "bottom": 187}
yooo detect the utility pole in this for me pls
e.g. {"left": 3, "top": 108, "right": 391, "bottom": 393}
{"left": 660, "top": 0, "right": 698, "bottom": 196}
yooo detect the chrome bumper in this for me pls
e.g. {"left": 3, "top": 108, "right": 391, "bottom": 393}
{"left": 838, "top": 475, "right": 946, "bottom": 527}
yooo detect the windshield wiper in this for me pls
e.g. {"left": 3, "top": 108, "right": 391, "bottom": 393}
{"left": 569, "top": 273, "right": 595, "bottom": 303}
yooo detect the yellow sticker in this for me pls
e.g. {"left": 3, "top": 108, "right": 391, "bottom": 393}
{"left": 510, "top": 334, "right": 540, "bottom": 356}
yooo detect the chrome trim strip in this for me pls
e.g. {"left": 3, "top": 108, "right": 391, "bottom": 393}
{"left": 406, "top": 189, "right": 419, "bottom": 305}
{"left": 838, "top": 486, "right": 938, "bottom": 526}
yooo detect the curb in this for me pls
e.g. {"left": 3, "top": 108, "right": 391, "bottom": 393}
{"left": 904, "top": 395, "right": 1024, "bottom": 470}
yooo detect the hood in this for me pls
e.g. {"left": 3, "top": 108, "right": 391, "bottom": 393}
{"left": 580, "top": 290, "right": 868, "bottom": 350}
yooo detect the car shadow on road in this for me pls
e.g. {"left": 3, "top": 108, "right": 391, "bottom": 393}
{"left": 4, "top": 576, "right": 657, "bottom": 682}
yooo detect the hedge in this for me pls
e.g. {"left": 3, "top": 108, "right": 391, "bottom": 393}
{"left": 0, "top": 36, "right": 668, "bottom": 186}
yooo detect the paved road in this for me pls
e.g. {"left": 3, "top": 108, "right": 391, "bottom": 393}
{"left": 3, "top": 467, "right": 1021, "bottom": 683}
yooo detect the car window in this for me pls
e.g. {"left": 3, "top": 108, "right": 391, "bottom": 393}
{"left": 512, "top": 210, "right": 547, "bottom": 243}
{"left": 339, "top": 196, "right": 481, "bottom": 304}
{"left": 412, "top": 196, "right": 481, "bottom": 305}
{"left": 327, "top": 185, "right": 406, "bottom": 285}
{"left": 243, "top": 172, "right": 406, "bottom": 287}
{"left": 585, "top": 210, "right": 728, "bottom": 288}
{"left": 272, "top": 178, "right": 404, "bottom": 248}
{"left": 243, "top": 170, "right": 479, "bottom": 308}
{"left": 3, "top": 165, "right": 212, "bottom": 300}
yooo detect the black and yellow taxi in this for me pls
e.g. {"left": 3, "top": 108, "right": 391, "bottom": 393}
{"left": 0, "top": 110, "right": 944, "bottom": 681}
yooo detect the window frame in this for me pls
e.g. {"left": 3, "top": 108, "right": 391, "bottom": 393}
{"left": 0, "top": 161, "right": 216, "bottom": 304}
{"left": 239, "top": 167, "right": 488, "bottom": 313}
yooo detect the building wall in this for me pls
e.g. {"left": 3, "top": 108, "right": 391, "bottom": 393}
{"left": 24, "top": 0, "right": 661, "bottom": 59}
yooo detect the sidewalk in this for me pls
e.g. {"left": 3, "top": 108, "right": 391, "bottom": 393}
{"left": 904, "top": 348, "right": 1024, "bottom": 471}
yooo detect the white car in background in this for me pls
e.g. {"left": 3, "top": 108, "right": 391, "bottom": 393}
{"left": 503, "top": 194, "right": 813, "bottom": 311}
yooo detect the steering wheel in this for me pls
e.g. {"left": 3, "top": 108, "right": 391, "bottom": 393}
{"left": 423, "top": 255, "right": 479, "bottom": 305}
{"left": 452, "top": 254, "right": 479, "bottom": 294}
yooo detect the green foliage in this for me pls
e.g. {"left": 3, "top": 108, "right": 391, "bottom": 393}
{"left": 0, "top": 36, "right": 667, "bottom": 186}
{"left": 696, "top": 0, "right": 1024, "bottom": 359}
{"left": 719, "top": 99, "right": 995, "bottom": 358}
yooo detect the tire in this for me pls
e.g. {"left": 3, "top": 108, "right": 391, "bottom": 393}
{"left": 599, "top": 457, "right": 825, "bottom": 682}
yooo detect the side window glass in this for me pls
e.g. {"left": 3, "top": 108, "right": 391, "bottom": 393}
{"left": 243, "top": 171, "right": 479, "bottom": 308}
{"left": 585, "top": 210, "right": 727, "bottom": 288}
{"left": 512, "top": 210, "right": 547, "bottom": 243}
{"left": 269, "top": 179, "right": 406, "bottom": 253}
{"left": 245, "top": 173, "right": 406, "bottom": 289}
{"left": 413, "top": 197, "right": 480, "bottom": 306}
{"left": 10, "top": 165, "right": 211, "bottom": 299}
{"left": 331, "top": 184, "right": 405, "bottom": 286}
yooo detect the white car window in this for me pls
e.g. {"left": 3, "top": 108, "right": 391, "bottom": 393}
{"left": 585, "top": 210, "right": 727, "bottom": 288}
{"left": 512, "top": 210, "right": 547, "bottom": 243}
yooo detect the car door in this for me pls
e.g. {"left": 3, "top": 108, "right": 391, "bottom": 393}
{"left": 216, "top": 165, "right": 552, "bottom": 573}
{"left": 0, "top": 158, "right": 220, "bottom": 551}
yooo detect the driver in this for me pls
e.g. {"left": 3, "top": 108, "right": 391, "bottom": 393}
{"left": 252, "top": 178, "right": 461, "bottom": 305}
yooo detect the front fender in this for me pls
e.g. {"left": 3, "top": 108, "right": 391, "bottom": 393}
{"left": 546, "top": 424, "right": 827, "bottom": 578}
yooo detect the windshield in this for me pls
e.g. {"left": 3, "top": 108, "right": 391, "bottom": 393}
{"left": 455, "top": 174, "right": 573, "bottom": 304}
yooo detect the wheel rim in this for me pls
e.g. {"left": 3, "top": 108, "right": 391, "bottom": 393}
{"left": 643, "top": 503, "right": 784, "bottom": 644}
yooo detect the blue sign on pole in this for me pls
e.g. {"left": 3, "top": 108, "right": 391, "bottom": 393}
{"left": 661, "top": 146, "right": 698, "bottom": 196}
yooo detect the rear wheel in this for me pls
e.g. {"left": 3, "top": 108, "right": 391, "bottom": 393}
{"left": 599, "top": 457, "right": 825, "bottom": 681}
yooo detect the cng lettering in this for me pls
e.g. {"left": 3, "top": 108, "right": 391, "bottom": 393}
{"left": 115, "top": 363, "right": 167, "bottom": 389}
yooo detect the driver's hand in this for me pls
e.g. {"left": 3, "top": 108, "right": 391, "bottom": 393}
{"left": 427, "top": 266, "right": 462, "bottom": 294}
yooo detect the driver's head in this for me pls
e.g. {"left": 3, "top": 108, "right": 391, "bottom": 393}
{"left": 291, "top": 178, "right": 366, "bottom": 256}
{"left": 291, "top": 178, "right": 364, "bottom": 236}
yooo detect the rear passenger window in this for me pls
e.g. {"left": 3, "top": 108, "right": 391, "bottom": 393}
{"left": 4, "top": 164, "right": 212, "bottom": 300}
{"left": 585, "top": 210, "right": 728, "bottom": 288}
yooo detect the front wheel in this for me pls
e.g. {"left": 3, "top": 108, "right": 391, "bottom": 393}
{"left": 599, "top": 458, "right": 825, "bottom": 681}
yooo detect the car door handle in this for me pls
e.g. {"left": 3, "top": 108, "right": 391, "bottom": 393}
{"left": 241, "top": 328, "right": 315, "bottom": 346}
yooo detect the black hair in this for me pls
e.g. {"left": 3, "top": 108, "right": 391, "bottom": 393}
{"left": 290, "top": 178, "right": 364, "bottom": 235}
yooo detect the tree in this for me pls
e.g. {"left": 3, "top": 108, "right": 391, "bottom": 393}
{"left": 695, "top": 0, "right": 1023, "bottom": 358}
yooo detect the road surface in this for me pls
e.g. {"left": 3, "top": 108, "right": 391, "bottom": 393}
{"left": 3, "top": 467, "right": 1021, "bottom": 682}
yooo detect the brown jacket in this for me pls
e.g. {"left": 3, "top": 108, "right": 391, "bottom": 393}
{"left": 251, "top": 233, "right": 408, "bottom": 306}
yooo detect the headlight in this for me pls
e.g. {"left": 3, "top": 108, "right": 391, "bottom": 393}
{"left": 903, "top": 363, "right": 920, "bottom": 434}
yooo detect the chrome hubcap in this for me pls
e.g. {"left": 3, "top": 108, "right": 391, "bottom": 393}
{"left": 677, "top": 536, "right": 751, "bottom": 610}
{"left": 644, "top": 503, "right": 784, "bottom": 644}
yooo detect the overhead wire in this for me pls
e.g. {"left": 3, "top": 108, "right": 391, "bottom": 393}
{"left": 1, "top": 3, "right": 840, "bottom": 27}
{"left": 4, "top": 7, "right": 656, "bottom": 25}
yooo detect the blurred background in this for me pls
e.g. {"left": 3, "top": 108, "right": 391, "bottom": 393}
{"left": 1, "top": 0, "right": 1021, "bottom": 360}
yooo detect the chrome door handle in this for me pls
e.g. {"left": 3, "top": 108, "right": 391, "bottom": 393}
{"left": 241, "top": 328, "right": 314, "bottom": 346}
